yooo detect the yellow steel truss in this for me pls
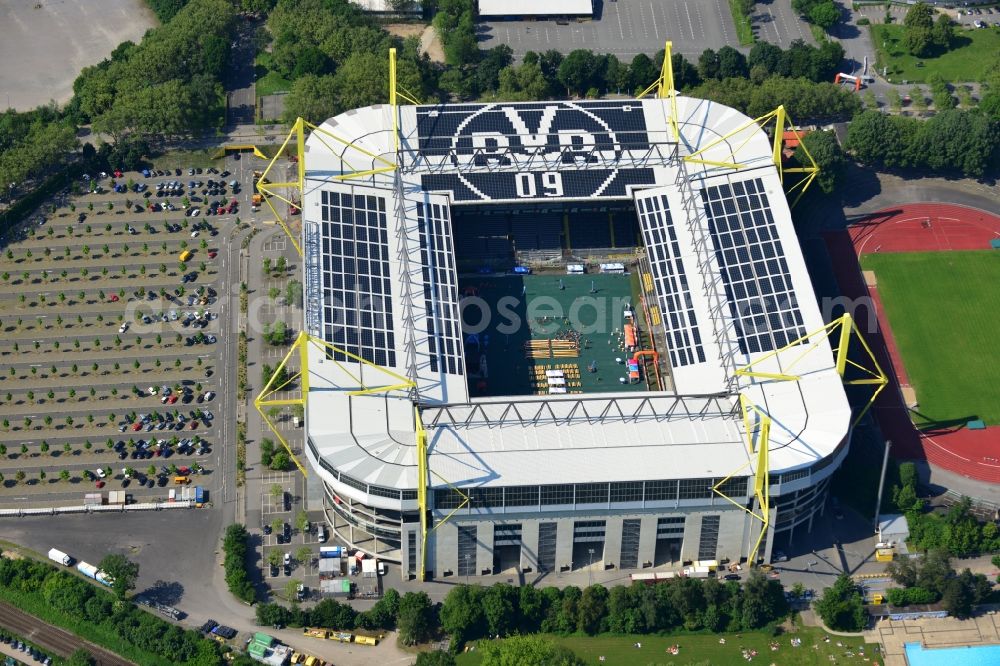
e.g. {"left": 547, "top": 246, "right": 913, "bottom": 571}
{"left": 636, "top": 41, "right": 680, "bottom": 142}
{"left": 256, "top": 50, "right": 420, "bottom": 258}
{"left": 414, "top": 407, "right": 470, "bottom": 581}
{"left": 712, "top": 395, "right": 771, "bottom": 565}
{"left": 712, "top": 313, "right": 889, "bottom": 565}
{"left": 682, "top": 105, "right": 820, "bottom": 206}
{"left": 734, "top": 313, "right": 889, "bottom": 427}
{"left": 253, "top": 331, "right": 417, "bottom": 476}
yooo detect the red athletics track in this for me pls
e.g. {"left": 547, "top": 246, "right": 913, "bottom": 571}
{"left": 825, "top": 203, "right": 1000, "bottom": 483}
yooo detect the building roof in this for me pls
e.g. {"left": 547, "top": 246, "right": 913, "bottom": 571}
{"left": 301, "top": 95, "right": 851, "bottom": 496}
{"left": 878, "top": 514, "right": 910, "bottom": 537}
{"left": 478, "top": 0, "right": 592, "bottom": 17}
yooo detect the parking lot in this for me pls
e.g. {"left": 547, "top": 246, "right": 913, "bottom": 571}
{"left": 479, "top": 0, "right": 741, "bottom": 61}
{"left": 0, "top": 159, "right": 248, "bottom": 507}
{"left": 750, "top": 0, "right": 815, "bottom": 49}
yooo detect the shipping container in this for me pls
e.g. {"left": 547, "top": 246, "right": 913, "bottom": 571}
{"left": 319, "top": 546, "right": 344, "bottom": 558}
{"left": 77, "top": 561, "right": 98, "bottom": 579}
{"left": 48, "top": 548, "right": 73, "bottom": 566}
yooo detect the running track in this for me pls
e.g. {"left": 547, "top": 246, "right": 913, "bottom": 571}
{"left": 825, "top": 203, "right": 1000, "bottom": 483}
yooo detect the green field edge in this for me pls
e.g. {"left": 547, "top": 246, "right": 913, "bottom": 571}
{"left": 455, "top": 626, "right": 879, "bottom": 666}
{"left": 861, "top": 250, "right": 1000, "bottom": 426}
{"left": 728, "top": 0, "right": 756, "bottom": 45}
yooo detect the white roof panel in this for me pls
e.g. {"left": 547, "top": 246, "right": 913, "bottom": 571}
{"left": 478, "top": 0, "right": 592, "bottom": 17}
{"left": 301, "top": 95, "right": 852, "bottom": 492}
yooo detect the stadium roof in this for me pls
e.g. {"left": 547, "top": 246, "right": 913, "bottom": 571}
{"left": 300, "top": 96, "right": 851, "bottom": 496}
{"left": 477, "top": 0, "right": 593, "bottom": 17}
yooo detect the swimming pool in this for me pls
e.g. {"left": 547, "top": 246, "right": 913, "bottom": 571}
{"left": 905, "top": 642, "right": 1000, "bottom": 665}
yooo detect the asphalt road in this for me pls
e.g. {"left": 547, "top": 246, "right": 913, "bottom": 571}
{"left": 0, "top": 600, "right": 133, "bottom": 666}
{"left": 226, "top": 20, "right": 259, "bottom": 126}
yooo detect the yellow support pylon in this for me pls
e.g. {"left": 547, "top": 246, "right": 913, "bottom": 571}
{"left": 712, "top": 394, "right": 771, "bottom": 566}
{"left": 253, "top": 332, "right": 417, "bottom": 477}
{"left": 636, "top": 41, "right": 680, "bottom": 142}
{"left": 734, "top": 313, "right": 889, "bottom": 427}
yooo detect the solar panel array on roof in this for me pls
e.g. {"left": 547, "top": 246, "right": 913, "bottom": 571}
{"left": 414, "top": 101, "right": 658, "bottom": 202}
{"left": 635, "top": 192, "right": 705, "bottom": 367}
{"left": 701, "top": 178, "right": 806, "bottom": 355}
{"left": 319, "top": 190, "right": 396, "bottom": 366}
{"left": 416, "top": 201, "right": 463, "bottom": 375}
{"left": 421, "top": 168, "right": 656, "bottom": 203}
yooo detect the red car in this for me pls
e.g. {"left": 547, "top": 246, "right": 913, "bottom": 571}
{"left": 207, "top": 251, "right": 217, "bottom": 259}
{"left": 131, "top": 422, "right": 142, "bottom": 431}
{"left": 95, "top": 480, "right": 105, "bottom": 489}
{"left": 109, "top": 294, "right": 120, "bottom": 302}
{"left": 189, "top": 420, "right": 198, "bottom": 430}
{"left": 167, "top": 394, "right": 179, "bottom": 404}
{"left": 177, "top": 466, "right": 191, "bottom": 476}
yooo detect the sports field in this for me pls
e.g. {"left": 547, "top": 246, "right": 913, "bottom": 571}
{"left": 861, "top": 251, "right": 1000, "bottom": 426}
{"left": 455, "top": 627, "right": 879, "bottom": 665}
{"left": 458, "top": 273, "right": 655, "bottom": 397}
{"left": 871, "top": 24, "right": 1000, "bottom": 83}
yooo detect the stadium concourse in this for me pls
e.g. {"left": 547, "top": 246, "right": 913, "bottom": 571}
{"left": 826, "top": 203, "right": 1000, "bottom": 483}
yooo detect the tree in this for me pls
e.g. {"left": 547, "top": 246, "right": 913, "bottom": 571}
{"left": 808, "top": 1, "right": 840, "bottom": 29}
{"left": 697, "top": 48, "right": 720, "bottom": 80}
{"left": 286, "top": 280, "right": 303, "bottom": 307}
{"left": 98, "top": 553, "right": 140, "bottom": 601}
{"left": 397, "top": 591, "right": 435, "bottom": 646}
{"left": 482, "top": 584, "right": 518, "bottom": 637}
{"left": 558, "top": 50, "right": 598, "bottom": 97}
{"left": 796, "top": 130, "right": 847, "bottom": 194}
{"left": 716, "top": 46, "right": 748, "bottom": 80}
{"left": 815, "top": 573, "right": 867, "bottom": 632}
{"left": 282, "top": 74, "right": 339, "bottom": 125}
{"left": 576, "top": 584, "right": 608, "bottom": 635}
{"left": 478, "top": 636, "right": 584, "bottom": 666}
{"left": 932, "top": 14, "right": 954, "bottom": 50}
{"left": 887, "top": 555, "right": 919, "bottom": 588}
{"left": 440, "top": 584, "right": 484, "bottom": 646}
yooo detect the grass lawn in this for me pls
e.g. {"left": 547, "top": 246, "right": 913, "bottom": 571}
{"left": 870, "top": 24, "right": 1000, "bottom": 83}
{"left": 455, "top": 627, "right": 879, "bottom": 666}
{"left": 728, "top": 0, "right": 754, "bottom": 45}
{"left": 255, "top": 51, "right": 292, "bottom": 97}
{"left": 148, "top": 148, "right": 223, "bottom": 171}
{"left": 861, "top": 251, "right": 1000, "bottom": 426}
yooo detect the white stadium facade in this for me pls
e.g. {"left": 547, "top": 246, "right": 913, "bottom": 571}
{"left": 291, "top": 72, "right": 859, "bottom": 581}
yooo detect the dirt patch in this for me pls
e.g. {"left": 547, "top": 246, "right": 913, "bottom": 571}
{"left": 0, "top": 550, "right": 23, "bottom": 560}
{"left": 420, "top": 25, "right": 446, "bottom": 64}
{"left": 383, "top": 23, "right": 426, "bottom": 39}
{"left": 0, "top": 0, "right": 157, "bottom": 110}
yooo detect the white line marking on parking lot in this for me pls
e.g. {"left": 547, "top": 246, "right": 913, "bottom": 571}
{"left": 650, "top": 3, "right": 661, "bottom": 40}
{"left": 715, "top": 0, "right": 733, "bottom": 43}
{"left": 616, "top": 4, "right": 625, "bottom": 40}
{"left": 684, "top": 2, "right": 696, "bottom": 40}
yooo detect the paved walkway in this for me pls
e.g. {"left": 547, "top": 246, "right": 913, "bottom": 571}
{"left": 866, "top": 614, "right": 1000, "bottom": 666}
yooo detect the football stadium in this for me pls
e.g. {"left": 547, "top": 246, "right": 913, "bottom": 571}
{"left": 256, "top": 49, "right": 886, "bottom": 580}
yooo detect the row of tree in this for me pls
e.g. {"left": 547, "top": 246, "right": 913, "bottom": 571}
{"left": 223, "top": 524, "right": 257, "bottom": 604}
{"left": 887, "top": 463, "right": 1000, "bottom": 557}
{"left": 72, "top": 0, "right": 235, "bottom": 140}
{"left": 0, "top": 106, "right": 79, "bottom": 199}
{"left": 256, "top": 573, "right": 789, "bottom": 652}
{"left": 885, "top": 550, "right": 992, "bottom": 619}
{"left": 0, "top": 555, "right": 227, "bottom": 664}
{"left": 255, "top": 588, "right": 437, "bottom": 645}
{"left": 845, "top": 109, "right": 1000, "bottom": 178}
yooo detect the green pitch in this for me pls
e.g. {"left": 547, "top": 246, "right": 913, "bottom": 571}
{"left": 456, "top": 627, "right": 877, "bottom": 666}
{"left": 861, "top": 251, "right": 1000, "bottom": 426}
